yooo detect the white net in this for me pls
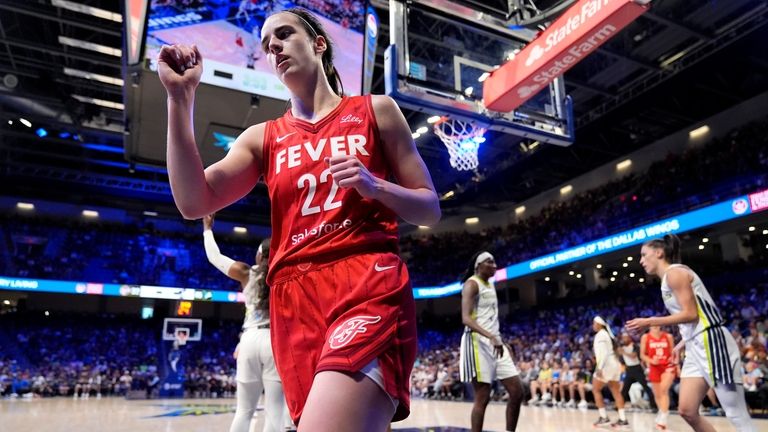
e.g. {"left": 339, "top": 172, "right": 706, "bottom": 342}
{"left": 174, "top": 328, "right": 189, "bottom": 347}
{"left": 433, "top": 118, "right": 487, "bottom": 171}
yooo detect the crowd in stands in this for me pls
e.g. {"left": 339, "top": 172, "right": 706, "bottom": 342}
{"left": 0, "top": 313, "right": 240, "bottom": 399}
{"left": 411, "top": 265, "right": 768, "bottom": 413}
{"left": 3, "top": 264, "right": 765, "bottom": 413}
{"left": 1, "top": 246, "right": 766, "bottom": 416}
{"left": 3, "top": 120, "right": 765, "bottom": 290}
{"left": 0, "top": 215, "right": 254, "bottom": 291}
{"left": 403, "top": 119, "right": 768, "bottom": 286}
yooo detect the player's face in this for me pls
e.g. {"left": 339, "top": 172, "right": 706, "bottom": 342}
{"left": 261, "top": 13, "right": 323, "bottom": 86}
{"left": 639, "top": 245, "right": 660, "bottom": 276}
{"left": 477, "top": 258, "right": 496, "bottom": 277}
{"left": 592, "top": 321, "right": 600, "bottom": 332}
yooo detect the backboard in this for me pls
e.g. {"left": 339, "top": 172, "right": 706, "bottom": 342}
{"left": 162, "top": 318, "right": 202, "bottom": 342}
{"left": 385, "top": 0, "right": 574, "bottom": 146}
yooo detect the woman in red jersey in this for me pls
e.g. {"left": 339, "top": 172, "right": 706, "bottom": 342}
{"left": 640, "top": 325, "right": 676, "bottom": 430}
{"left": 157, "top": 8, "right": 440, "bottom": 432}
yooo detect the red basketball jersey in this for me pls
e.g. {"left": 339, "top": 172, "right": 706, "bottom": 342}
{"left": 645, "top": 331, "right": 672, "bottom": 366}
{"left": 262, "top": 95, "right": 399, "bottom": 282}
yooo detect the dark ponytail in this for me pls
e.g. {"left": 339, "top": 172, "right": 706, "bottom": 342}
{"left": 281, "top": 7, "right": 344, "bottom": 97}
{"left": 254, "top": 237, "right": 271, "bottom": 313}
{"left": 644, "top": 233, "right": 681, "bottom": 264}
{"left": 461, "top": 251, "right": 483, "bottom": 283}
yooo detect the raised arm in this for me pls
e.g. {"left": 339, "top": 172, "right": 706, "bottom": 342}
{"left": 202, "top": 215, "right": 250, "bottom": 285}
{"left": 158, "top": 44, "right": 265, "bottom": 219}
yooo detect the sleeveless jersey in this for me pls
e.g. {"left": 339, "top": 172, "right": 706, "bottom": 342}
{"left": 465, "top": 275, "right": 500, "bottom": 338}
{"left": 262, "top": 95, "right": 399, "bottom": 282}
{"left": 645, "top": 331, "right": 672, "bottom": 366}
{"left": 242, "top": 265, "right": 268, "bottom": 330}
{"left": 593, "top": 329, "right": 618, "bottom": 370}
{"left": 661, "top": 264, "right": 724, "bottom": 341}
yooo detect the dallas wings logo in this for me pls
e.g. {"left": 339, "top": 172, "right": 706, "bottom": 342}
{"left": 328, "top": 316, "right": 381, "bottom": 349}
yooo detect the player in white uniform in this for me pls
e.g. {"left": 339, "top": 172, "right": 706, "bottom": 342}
{"left": 591, "top": 316, "right": 629, "bottom": 429}
{"left": 203, "top": 215, "right": 292, "bottom": 432}
{"left": 459, "top": 252, "right": 523, "bottom": 432}
{"left": 627, "top": 234, "right": 755, "bottom": 432}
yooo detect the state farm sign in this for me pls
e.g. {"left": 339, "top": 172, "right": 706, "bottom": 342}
{"left": 484, "top": 0, "right": 650, "bottom": 112}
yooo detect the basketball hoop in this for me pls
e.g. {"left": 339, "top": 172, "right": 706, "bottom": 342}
{"left": 433, "top": 118, "right": 487, "bottom": 171}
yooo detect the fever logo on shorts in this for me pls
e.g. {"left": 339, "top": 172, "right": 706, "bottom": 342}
{"left": 329, "top": 315, "right": 381, "bottom": 349}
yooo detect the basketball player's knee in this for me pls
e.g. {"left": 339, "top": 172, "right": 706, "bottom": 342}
{"left": 475, "top": 390, "right": 491, "bottom": 406}
{"left": 678, "top": 405, "right": 700, "bottom": 423}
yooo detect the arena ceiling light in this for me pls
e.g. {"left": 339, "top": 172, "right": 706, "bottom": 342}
{"left": 427, "top": 116, "right": 442, "bottom": 124}
{"left": 616, "top": 159, "right": 632, "bottom": 171}
{"left": 19, "top": 118, "right": 31, "bottom": 127}
{"left": 689, "top": 125, "right": 710, "bottom": 139}
{"left": 610, "top": 277, "right": 616, "bottom": 282}
{"left": 417, "top": 225, "right": 430, "bottom": 230}
{"left": 612, "top": 271, "right": 618, "bottom": 276}
{"left": 629, "top": 273, "right": 635, "bottom": 278}
{"left": 568, "top": 270, "right": 574, "bottom": 275}
{"left": 544, "top": 277, "right": 550, "bottom": 282}
{"left": 51, "top": 0, "right": 122, "bottom": 22}
{"left": 16, "top": 202, "right": 34, "bottom": 210}
{"left": 515, "top": 206, "right": 526, "bottom": 215}
{"left": 660, "top": 49, "right": 688, "bottom": 68}
{"left": 560, "top": 185, "right": 573, "bottom": 196}
{"left": 442, "top": 191, "right": 455, "bottom": 199}
{"left": 415, "top": 126, "right": 428, "bottom": 134}
{"left": 626, "top": 256, "right": 633, "bottom": 261}
{"left": 749, "top": 226, "right": 756, "bottom": 232}
{"left": 143, "top": 211, "right": 158, "bottom": 217}
{"left": 64, "top": 67, "right": 124, "bottom": 86}
{"left": 596, "top": 264, "right": 602, "bottom": 269}
{"left": 72, "top": 94, "right": 124, "bottom": 110}
{"left": 698, "top": 245, "right": 705, "bottom": 250}
{"left": 82, "top": 210, "right": 99, "bottom": 218}
{"left": 639, "top": 278, "right": 645, "bottom": 283}
{"left": 763, "top": 230, "right": 768, "bottom": 235}
{"left": 465, "top": 217, "right": 479, "bottom": 225}
{"left": 58, "top": 36, "right": 121, "bottom": 57}
{"left": 576, "top": 274, "right": 582, "bottom": 279}
{"left": 622, "top": 263, "right": 629, "bottom": 268}
{"left": 702, "top": 237, "right": 709, "bottom": 243}
{"left": 233, "top": 227, "right": 247, "bottom": 234}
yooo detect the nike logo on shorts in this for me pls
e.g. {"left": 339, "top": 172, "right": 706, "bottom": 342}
{"left": 276, "top": 132, "right": 296, "bottom": 142}
{"left": 374, "top": 263, "right": 396, "bottom": 272}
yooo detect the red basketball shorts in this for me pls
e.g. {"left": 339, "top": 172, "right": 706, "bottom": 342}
{"left": 648, "top": 362, "right": 676, "bottom": 383}
{"left": 268, "top": 251, "right": 417, "bottom": 423}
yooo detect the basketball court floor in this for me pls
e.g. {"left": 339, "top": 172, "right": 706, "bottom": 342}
{"left": 3, "top": 397, "right": 766, "bottom": 431}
